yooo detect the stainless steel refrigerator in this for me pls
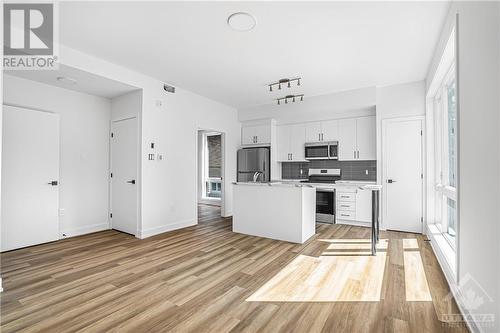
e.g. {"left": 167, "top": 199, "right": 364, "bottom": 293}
{"left": 237, "top": 147, "right": 270, "bottom": 182}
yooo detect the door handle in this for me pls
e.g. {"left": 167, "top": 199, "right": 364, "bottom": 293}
{"left": 47, "top": 180, "right": 58, "bottom": 186}
{"left": 127, "top": 180, "right": 136, "bottom": 184}
{"left": 387, "top": 179, "right": 396, "bottom": 183}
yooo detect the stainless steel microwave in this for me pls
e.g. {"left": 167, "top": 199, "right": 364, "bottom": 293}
{"left": 304, "top": 141, "right": 338, "bottom": 160}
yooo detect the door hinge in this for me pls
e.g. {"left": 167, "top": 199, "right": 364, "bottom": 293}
{"left": 420, "top": 130, "right": 423, "bottom": 135}
{"left": 110, "top": 213, "right": 113, "bottom": 218}
{"left": 111, "top": 132, "right": 114, "bottom": 138}
{"left": 421, "top": 173, "right": 423, "bottom": 179}
{"left": 110, "top": 172, "right": 113, "bottom": 178}
{"left": 421, "top": 217, "right": 423, "bottom": 223}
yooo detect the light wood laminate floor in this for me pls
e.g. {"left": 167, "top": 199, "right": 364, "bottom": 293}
{"left": 1, "top": 209, "right": 468, "bottom": 332}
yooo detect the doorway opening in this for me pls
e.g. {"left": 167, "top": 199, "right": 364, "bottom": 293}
{"left": 197, "top": 129, "right": 225, "bottom": 220}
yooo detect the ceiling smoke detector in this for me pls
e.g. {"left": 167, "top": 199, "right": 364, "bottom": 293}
{"left": 227, "top": 12, "right": 256, "bottom": 32}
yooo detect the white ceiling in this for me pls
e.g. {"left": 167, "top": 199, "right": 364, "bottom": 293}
{"left": 60, "top": 1, "right": 449, "bottom": 108}
{"left": 5, "top": 64, "right": 139, "bottom": 99}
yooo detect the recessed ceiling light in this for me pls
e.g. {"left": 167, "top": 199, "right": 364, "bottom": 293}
{"left": 57, "top": 76, "right": 77, "bottom": 85}
{"left": 227, "top": 12, "right": 256, "bottom": 32}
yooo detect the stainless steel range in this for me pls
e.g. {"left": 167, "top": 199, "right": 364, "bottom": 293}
{"left": 302, "top": 169, "right": 341, "bottom": 224}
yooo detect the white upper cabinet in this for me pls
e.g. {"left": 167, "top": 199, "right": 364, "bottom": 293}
{"left": 241, "top": 126, "right": 256, "bottom": 145}
{"left": 338, "top": 118, "right": 357, "bottom": 160}
{"left": 321, "top": 119, "right": 339, "bottom": 142}
{"left": 356, "top": 116, "right": 376, "bottom": 160}
{"left": 305, "top": 120, "right": 339, "bottom": 142}
{"left": 277, "top": 125, "right": 291, "bottom": 161}
{"left": 241, "top": 124, "right": 271, "bottom": 145}
{"left": 289, "top": 124, "right": 306, "bottom": 161}
{"left": 338, "top": 116, "right": 376, "bottom": 161}
{"left": 305, "top": 122, "right": 322, "bottom": 142}
{"left": 277, "top": 124, "right": 306, "bottom": 161}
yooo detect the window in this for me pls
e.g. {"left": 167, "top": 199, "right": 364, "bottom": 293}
{"left": 433, "top": 63, "right": 457, "bottom": 247}
{"left": 202, "top": 133, "right": 222, "bottom": 200}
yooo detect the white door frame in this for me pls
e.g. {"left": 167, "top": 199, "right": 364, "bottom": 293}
{"left": 381, "top": 115, "right": 426, "bottom": 233}
{"left": 195, "top": 128, "right": 226, "bottom": 219}
{"left": 109, "top": 116, "right": 140, "bottom": 236}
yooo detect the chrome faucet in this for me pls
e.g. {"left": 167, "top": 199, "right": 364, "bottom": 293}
{"left": 253, "top": 171, "right": 263, "bottom": 182}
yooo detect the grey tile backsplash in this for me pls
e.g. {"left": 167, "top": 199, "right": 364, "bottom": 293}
{"left": 281, "top": 160, "right": 377, "bottom": 181}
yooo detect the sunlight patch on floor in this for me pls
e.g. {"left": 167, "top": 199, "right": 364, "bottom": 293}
{"left": 246, "top": 239, "right": 388, "bottom": 302}
{"left": 403, "top": 239, "right": 432, "bottom": 302}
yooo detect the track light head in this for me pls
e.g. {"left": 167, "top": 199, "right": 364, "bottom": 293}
{"left": 300, "top": 95, "right": 303, "bottom": 101}
{"left": 297, "top": 79, "right": 301, "bottom": 86}
{"left": 277, "top": 99, "right": 280, "bottom": 105}
{"left": 287, "top": 81, "right": 291, "bottom": 88}
{"left": 269, "top": 85, "right": 272, "bottom": 92}
{"left": 278, "top": 83, "right": 281, "bottom": 90}
{"left": 293, "top": 97, "right": 295, "bottom": 102}
{"left": 285, "top": 98, "right": 288, "bottom": 104}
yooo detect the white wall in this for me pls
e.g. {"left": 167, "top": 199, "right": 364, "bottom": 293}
{"left": 3, "top": 74, "right": 112, "bottom": 237}
{"left": 57, "top": 45, "right": 240, "bottom": 238}
{"left": 375, "top": 81, "right": 426, "bottom": 184}
{"left": 427, "top": 3, "right": 500, "bottom": 332}
{"left": 111, "top": 90, "right": 142, "bottom": 121}
{"left": 238, "top": 87, "right": 376, "bottom": 124}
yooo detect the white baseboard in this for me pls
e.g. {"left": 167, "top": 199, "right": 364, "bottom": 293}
{"left": 60, "top": 223, "right": 110, "bottom": 239}
{"left": 137, "top": 219, "right": 197, "bottom": 239}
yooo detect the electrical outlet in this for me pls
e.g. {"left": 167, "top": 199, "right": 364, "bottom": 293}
{"left": 155, "top": 99, "right": 163, "bottom": 107}
{"left": 59, "top": 208, "right": 65, "bottom": 216}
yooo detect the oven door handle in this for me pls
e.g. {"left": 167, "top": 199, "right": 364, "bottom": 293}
{"left": 316, "top": 188, "right": 335, "bottom": 192}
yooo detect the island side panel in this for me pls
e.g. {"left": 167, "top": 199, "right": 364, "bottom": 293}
{"left": 301, "top": 187, "right": 317, "bottom": 243}
{"left": 233, "top": 185, "right": 313, "bottom": 243}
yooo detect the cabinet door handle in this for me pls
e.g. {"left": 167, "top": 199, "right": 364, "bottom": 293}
{"left": 357, "top": 151, "right": 360, "bottom": 159}
{"left": 291, "top": 153, "right": 293, "bottom": 160}
{"left": 353, "top": 151, "right": 356, "bottom": 159}
{"left": 318, "top": 133, "right": 321, "bottom": 141}
{"left": 321, "top": 133, "right": 324, "bottom": 141}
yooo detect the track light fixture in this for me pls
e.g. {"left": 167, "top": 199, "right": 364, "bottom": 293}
{"left": 268, "top": 77, "right": 302, "bottom": 92}
{"left": 276, "top": 94, "right": 304, "bottom": 105}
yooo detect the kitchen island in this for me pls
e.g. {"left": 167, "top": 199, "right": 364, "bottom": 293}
{"left": 232, "top": 182, "right": 316, "bottom": 244}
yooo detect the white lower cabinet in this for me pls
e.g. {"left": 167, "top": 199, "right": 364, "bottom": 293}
{"left": 336, "top": 186, "right": 372, "bottom": 225}
{"left": 355, "top": 189, "right": 372, "bottom": 223}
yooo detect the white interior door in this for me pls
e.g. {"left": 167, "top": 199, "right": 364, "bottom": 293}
{"left": 383, "top": 118, "right": 423, "bottom": 233}
{"left": 111, "top": 118, "right": 138, "bottom": 235}
{"left": 1, "top": 105, "right": 60, "bottom": 251}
